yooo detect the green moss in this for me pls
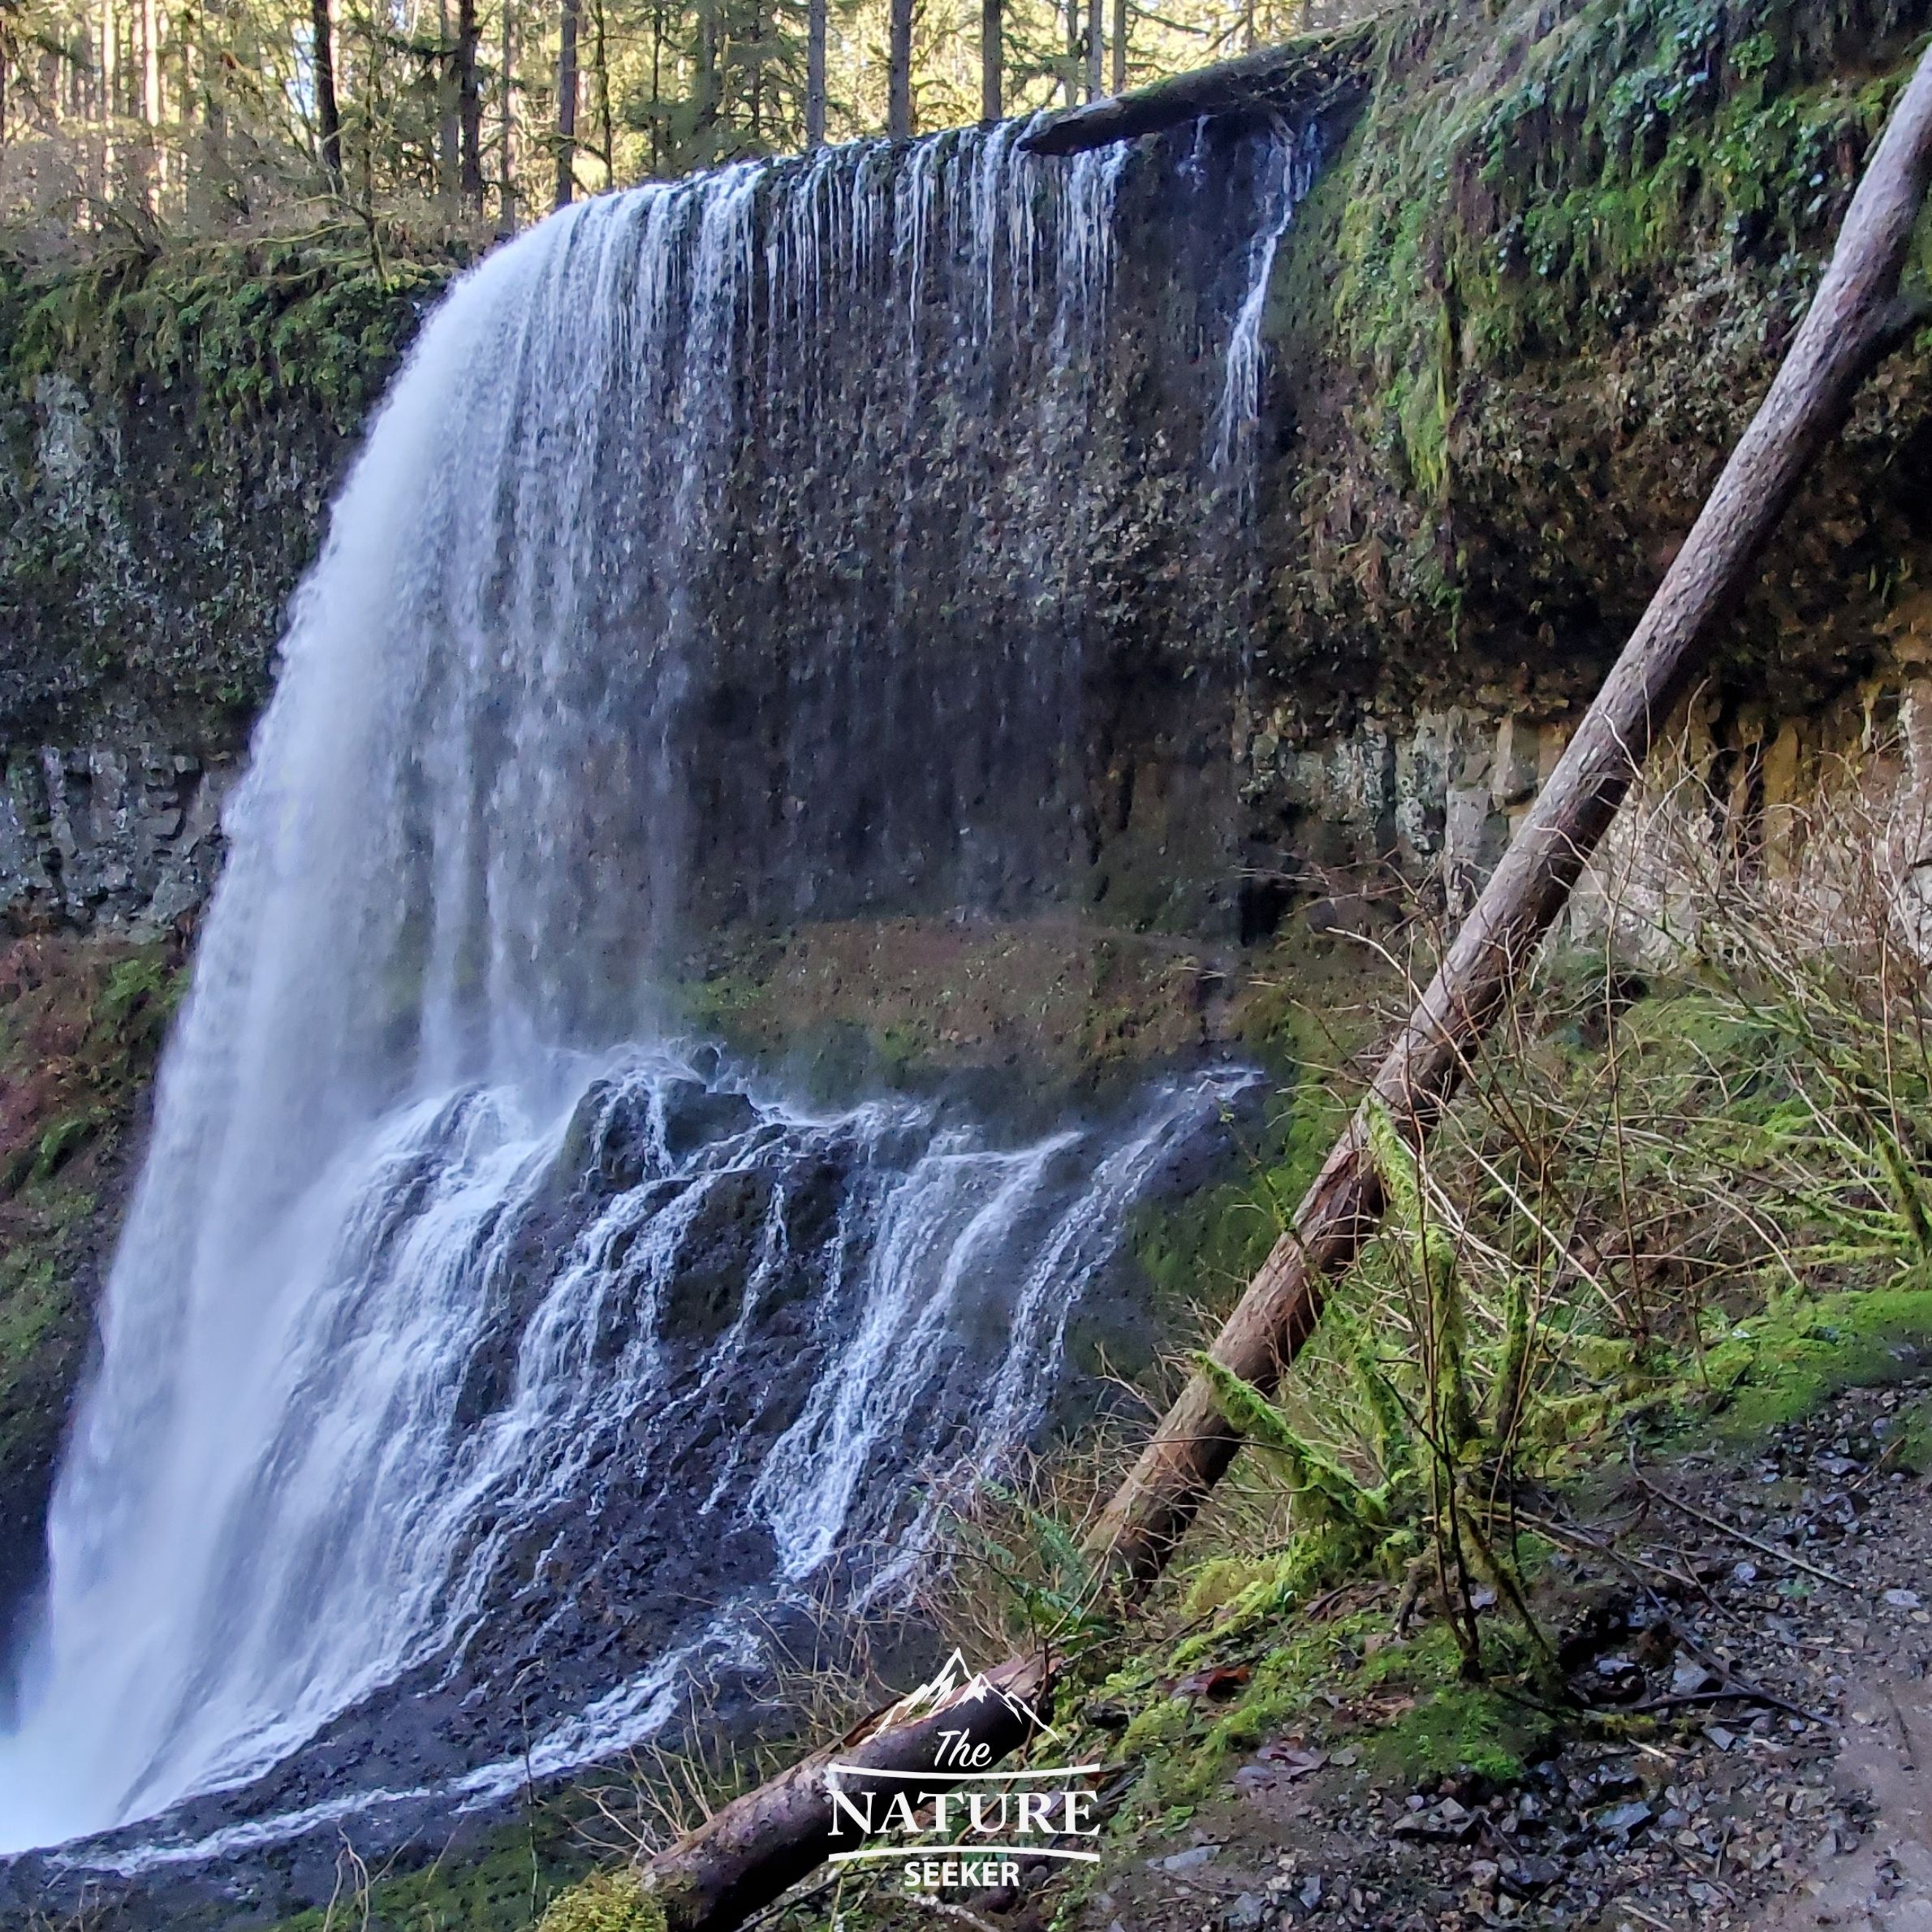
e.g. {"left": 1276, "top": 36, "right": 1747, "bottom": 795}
{"left": 0, "top": 1248, "right": 76, "bottom": 1472}
{"left": 1888, "top": 1395, "right": 1932, "bottom": 1477}
{"left": 2, "top": 230, "right": 456, "bottom": 448}
{"left": 0, "top": 227, "right": 464, "bottom": 739}
{"left": 269, "top": 1818, "right": 591, "bottom": 1932}
{"left": 0, "top": 938, "right": 188, "bottom": 1526}
{"left": 1697, "top": 1283, "right": 1932, "bottom": 1433}
{"left": 1283, "top": 0, "right": 1932, "bottom": 567}
{"left": 1130, "top": 1072, "right": 1340, "bottom": 1321}
{"left": 1366, "top": 1683, "right": 1555, "bottom": 1790}
{"left": 537, "top": 1871, "right": 665, "bottom": 1932}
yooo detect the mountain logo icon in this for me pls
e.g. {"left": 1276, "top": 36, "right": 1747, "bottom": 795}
{"left": 882, "top": 1650, "right": 1063, "bottom": 1742}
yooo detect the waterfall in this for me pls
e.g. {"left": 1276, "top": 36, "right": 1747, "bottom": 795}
{"left": 0, "top": 117, "right": 1315, "bottom": 1859}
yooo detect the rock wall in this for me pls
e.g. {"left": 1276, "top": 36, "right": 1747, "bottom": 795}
{"left": 2, "top": 1, "right": 1929, "bottom": 951}
{"left": 0, "top": 237, "right": 458, "bottom": 943}
{"left": 0, "top": 744, "right": 232, "bottom": 935}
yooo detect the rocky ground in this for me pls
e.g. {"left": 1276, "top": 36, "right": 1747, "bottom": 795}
{"left": 1021, "top": 1380, "right": 1932, "bottom": 1932}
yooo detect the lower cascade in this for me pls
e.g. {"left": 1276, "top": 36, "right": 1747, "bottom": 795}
{"left": 0, "top": 114, "right": 1316, "bottom": 1857}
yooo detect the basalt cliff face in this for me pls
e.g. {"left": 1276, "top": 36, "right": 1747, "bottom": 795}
{"left": 0, "top": 0, "right": 1927, "bottom": 1734}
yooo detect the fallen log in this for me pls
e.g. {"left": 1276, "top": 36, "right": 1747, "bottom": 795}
{"left": 645, "top": 1654, "right": 1053, "bottom": 1932}
{"left": 637, "top": 43, "right": 1932, "bottom": 1932}
{"left": 1016, "top": 21, "right": 1377, "bottom": 156}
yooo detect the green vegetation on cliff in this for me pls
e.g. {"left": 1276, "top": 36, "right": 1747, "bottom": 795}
{"left": 1262, "top": 0, "right": 1932, "bottom": 721}
{"left": 0, "top": 226, "right": 459, "bottom": 741}
{"left": 0, "top": 934, "right": 182, "bottom": 1606}
{"left": 2, "top": 228, "right": 454, "bottom": 446}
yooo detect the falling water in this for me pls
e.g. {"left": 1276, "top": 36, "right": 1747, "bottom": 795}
{"left": 1214, "top": 120, "right": 1325, "bottom": 476}
{"left": 0, "top": 117, "right": 1317, "bottom": 1858}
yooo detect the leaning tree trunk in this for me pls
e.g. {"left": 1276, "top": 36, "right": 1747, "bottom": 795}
{"left": 637, "top": 41, "right": 1932, "bottom": 1932}
{"left": 1089, "top": 37, "right": 1932, "bottom": 1583}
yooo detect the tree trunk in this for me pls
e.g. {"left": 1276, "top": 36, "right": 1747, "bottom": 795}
{"left": 1110, "top": 0, "right": 1124, "bottom": 97}
{"left": 138, "top": 0, "right": 161, "bottom": 203}
{"left": 553, "top": 0, "right": 578, "bottom": 205}
{"left": 456, "top": 0, "right": 483, "bottom": 204}
{"left": 499, "top": 0, "right": 518, "bottom": 226}
{"left": 692, "top": 0, "right": 717, "bottom": 166}
{"left": 804, "top": 0, "right": 826, "bottom": 144}
{"left": 592, "top": 0, "right": 611, "bottom": 180}
{"left": 1085, "top": 0, "right": 1101, "bottom": 101}
{"left": 886, "top": 0, "right": 912, "bottom": 137}
{"left": 436, "top": 0, "right": 459, "bottom": 201}
{"left": 978, "top": 0, "right": 999, "bottom": 123}
{"left": 312, "top": 0, "right": 343, "bottom": 192}
{"left": 140, "top": 0, "right": 160, "bottom": 121}
{"left": 647, "top": 1656, "right": 1051, "bottom": 1932}
{"left": 632, "top": 41, "right": 1932, "bottom": 1932}
{"left": 647, "top": 0, "right": 664, "bottom": 170}
{"left": 100, "top": 0, "right": 118, "bottom": 197}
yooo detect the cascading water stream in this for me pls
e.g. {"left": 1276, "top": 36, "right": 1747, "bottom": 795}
{"left": 0, "top": 115, "right": 1317, "bottom": 1861}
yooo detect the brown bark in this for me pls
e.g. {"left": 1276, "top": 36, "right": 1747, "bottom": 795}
{"left": 636, "top": 38, "right": 1932, "bottom": 1932}
{"left": 140, "top": 0, "right": 160, "bottom": 122}
{"left": 1109, "top": 0, "right": 1125, "bottom": 98}
{"left": 1085, "top": 0, "right": 1101, "bottom": 102}
{"left": 886, "top": 0, "right": 912, "bottom": 138}
{"left": 457, "top": 0, "right": 483, "bottom": 205}
{"left": 592, "top": 0, "right": 611, "bottom": 178}
{"left": 437, "top": 0, "right": 459, "bottom": 200}
{"left": 553, "top": 0, "right": 578, "bottom": 206}
{"left": 804, "top": 0, "right": 826, "bottom": 144}
{"left": 1018, "top": 21, "right": 1374, "bottom": 155}
{"left": 645, "top": 1655, "right": 1053, "bottom": 1932}
{"left": 499, "top": 0, "right": 517, "bottom": 227}
{"left": 692, "top": 0, "right": 717, "bottom": 166}
{"left": 978, "top": 0, "right": 999, "bottom": 125}
{"left": 312, "top": 0, "right": 342, "bottom": 192}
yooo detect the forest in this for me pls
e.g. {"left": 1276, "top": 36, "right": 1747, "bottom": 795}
{"left": 0, "top": 0, "right": 1363, "bottom": 234}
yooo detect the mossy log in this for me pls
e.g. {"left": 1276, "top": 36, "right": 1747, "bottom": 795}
{"left": 1016, "top": 21, "right": 1378, "bottom": 156}
{"left": 637, "top": 41, "right": 1932, "bottom": 1932}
